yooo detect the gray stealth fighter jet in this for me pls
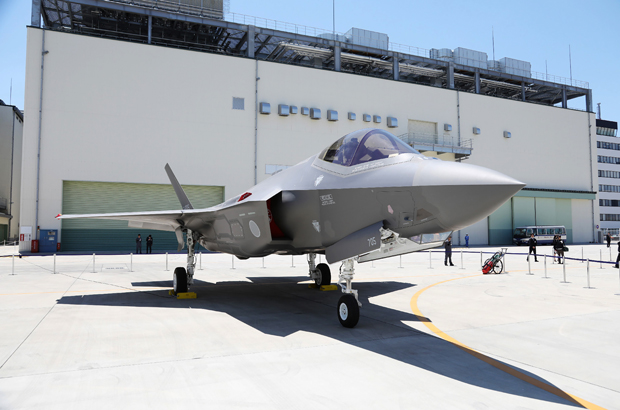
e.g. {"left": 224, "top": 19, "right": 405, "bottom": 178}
{"left": 58, "top": 128, "right": 524, "bottom": 328}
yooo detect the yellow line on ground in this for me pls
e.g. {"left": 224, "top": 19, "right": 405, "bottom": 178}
{"left": 409, "top": 275, "right": 606, "bottom": 410}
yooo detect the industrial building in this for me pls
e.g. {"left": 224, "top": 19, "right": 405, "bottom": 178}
{"left": 0, "top": 100, "right": 23, "bottom": 242}
{"left": 19, "top": 0, "right": 598, "bottom": 252}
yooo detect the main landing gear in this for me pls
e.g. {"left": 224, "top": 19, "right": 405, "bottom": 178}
{"left": 173, "top": 229, "right": 200, "bottom": 294}
{"left": 307, "top": 253, "right": 331, "bottom": 286}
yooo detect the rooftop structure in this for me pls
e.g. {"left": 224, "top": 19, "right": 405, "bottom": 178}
{"left": 34, "top": 0, "right": 591, "bottom": 111}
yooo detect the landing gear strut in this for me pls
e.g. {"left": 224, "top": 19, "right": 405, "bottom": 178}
{"left": 307, "top": 253, "right": 331, "bottom": 286}
{"left": 173, "top": 229, "right": 200, "bottom": 294}
{"left": 337, "top": 258, "right": 360, "bottom": 328}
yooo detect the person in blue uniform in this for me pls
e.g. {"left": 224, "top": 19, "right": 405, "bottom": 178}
{"left": 465, "top": 233, "right": 469, "bottom": 247}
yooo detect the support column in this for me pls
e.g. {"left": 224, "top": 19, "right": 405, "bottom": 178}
{"left": 247, "top": 25, "right": 255, "bottom": 58}
{"left": 447, "top": 62, "right": 454, "bottom": 89}
{"left": 521, "top": 81, "right": 526, "bottom": 101}
{"left": 31, "top": 0, "right": 42, "bottom": 27}
{"left": 562, "top": 88, "right": 567, "bottom": 108}
{"left": 392, "top": 54, "right": 399, "bottom": 81}
{"left": 586, "top": 89, "right": 593, "bottom": 112}
{"left": 147, "top": 16, "right": 152, "bottom": 44}
{"left": 334, "top": 43, "right": 341, "bottom": 72}
{"left": 474, "top": 71, "right": 480, "bottom": 94}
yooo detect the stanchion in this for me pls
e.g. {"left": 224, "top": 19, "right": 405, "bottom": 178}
{"left": 543, "top": 254, "right": 549, "bottom": 279}
{"left": 460, "top": 250, "right": 465, "bottom": 269}
{"left": 616, "top": 264, "right": 620, "bottom": 296}
{"left": 585, "top": 259, "right": 592, "bottom": 289}
{"left": 291, "top": 255, "right": 295, "bottom": 268}
{"left": 371, "top": 260, "right": 374, "bottom": 268}
{"left": 581, "top": 247, "right": 584, "bottom": 263}
{"left": 429, "top": 250, "right": 433, "bottom": 269}
{"left": 11, "top": 252, "right": 15, "bottom": 275}
{"left": 165, "top": 252, "right": 169, "bottom": 271}
{"left": 503, "top": 252, "right": 508, "bottom": 273}
{"left": 527, "top": 255, "right": 532, "bottom": 275}
{"left": 199, "top": 252, "right": 203, "bottom": 270}
{"left": 399, "top": 255, "right": 403, "bottom": 269}
{"left": 561, "top": 256, "right": 568, "bottom": 283}
{"left": 53, "top": 253, "right": 56, "bottom": 274}
{"left": 600, "top": 249, "right": 603, "bottom": 269}
{"left": 610, "top": 247, "right": 612, "bottom": 262}
{"left": 480, "top": 251, "right": 482, "bottom": 267}
{"left": 231, "top": 255, "right": 235, "bottom": 270}
{"left": 92, "top": 253, "right": 96, "bottom": 273}
{"left": 130, "top": 253, "right": 133, "bottom": 272}
{"left": 261, "top": 257, "right": 266, "bottom": 269}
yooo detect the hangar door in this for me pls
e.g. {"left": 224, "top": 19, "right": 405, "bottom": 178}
{"left": 61, "top": 181, "right": 224, "bottom": 252}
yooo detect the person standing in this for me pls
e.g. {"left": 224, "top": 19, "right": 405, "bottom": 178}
{"left": 527, "top": 233, "right": 538, "bottom": 262}
{"left": 465, "top": 233, "right": 469, "bottom": 248}
{"left": 554, "top": 235, "right": 565, "bottom": 264}
{"left": 136, "top": 234, "right": 142, "bottom": 254}
{"left": 146, "top": 235, "right": 153, "bottom": 254}
{"left": 615, "top": 240, "right": 620, "bottom": 268}
{"left": 606, "top": 233, "right": 611, "bottom": 248}
{"left": 444, "top": 236, "right": 454, "bottom": 266}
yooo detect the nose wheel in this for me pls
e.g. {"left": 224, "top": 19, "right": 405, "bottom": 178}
{"left": 337, "top": 294, "right": 360, "bottom": 328}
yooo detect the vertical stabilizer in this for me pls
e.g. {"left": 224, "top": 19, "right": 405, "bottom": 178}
{"left": 165, "top": 163, "right": 194, "bottom": 210}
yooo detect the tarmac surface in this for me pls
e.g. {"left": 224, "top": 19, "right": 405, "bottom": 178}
{"left": 0, "top": 244, "right": 619, "bottom": 409}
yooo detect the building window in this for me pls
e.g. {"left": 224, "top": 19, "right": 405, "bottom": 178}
{"left": 597, "top": 141, "right": 620, "bottom": 150}
{"left": 601, "top": 214, "right": 620, "bottom": 221}
{"left": 232, "top": 97, "right": 244, "bottom": 110}
{"left": 598, "top": 155, "right": 620, "bottom": 164}
{"left": 599, "top": 170, "right": 620, "bottom": 179}
{"left": 600, "top": 199, "right": 620, "bottom": 207}
{"left": 597, "top": 127, "right": 618, "bottom": 137}
{"left": 599, "top": 184, "right": 620, "bottom": 192}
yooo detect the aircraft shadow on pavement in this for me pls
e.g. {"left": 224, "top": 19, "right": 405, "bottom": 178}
{"left": 57, "top": 276, "right": 583, "bottom": 408}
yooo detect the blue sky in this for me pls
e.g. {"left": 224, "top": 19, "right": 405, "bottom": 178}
{"left": 2, "top": 0, "right": 619, "bottom": 120}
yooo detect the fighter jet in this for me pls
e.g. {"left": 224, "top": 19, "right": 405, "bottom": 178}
{"left": 57, "top": 128, "right": 524, "bottom": 327}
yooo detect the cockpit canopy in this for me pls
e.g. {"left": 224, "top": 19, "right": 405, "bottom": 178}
{"left": 319, "top": 128, "right": 421, "bottom": 167}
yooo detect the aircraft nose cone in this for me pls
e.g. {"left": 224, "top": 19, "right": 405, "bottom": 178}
{"left": 413, "top": 160, "right": 525, "bottom": 231}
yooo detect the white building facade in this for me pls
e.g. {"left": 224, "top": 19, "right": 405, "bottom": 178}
{"left": 596, "top": 119, "right": 620, "bottom": 236}
{"left": 19, "top": 1, "right": 598, "bottom": 252}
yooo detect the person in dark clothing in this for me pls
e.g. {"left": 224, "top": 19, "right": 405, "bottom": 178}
{"left": 614, "top": 240, "right": 620, "bottom": 268}
{"left": 444, "top": 236, "right": 454, "bottom": 266}
{"left": 136, "top": 234, "right": 142, "bottom": 254}
{"left": 554, "top": 235, "right": 564, "bottom": 264}
{"left": 527, "top": 233, "right": 538, "bottom": 262}
{"left": 146, "top": 235, "right": 153, "bottom": 254}
{"left": 606, "top": 233, "right": 611, "bottom": 248}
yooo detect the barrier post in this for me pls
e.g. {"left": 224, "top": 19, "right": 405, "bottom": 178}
{"left": 460, "top": 250, "right": 465, "bottom": 270}
{"left": 600, "top": 250, "right": 603, "bottom": 269}
{"left": 543, "top": 254, "right": 548, "bottom": 279}
{"left": 11, "top": 252, "right": 15, "bottom": 275}
{"left": 291, "top": 255, "right": 295, "bottom": 268}
{"left": 480, "top": 251, "right": 482, "bottom": 267}
{"left": 561, "top": 256, "right": 568, "bottom": 283}
{"left": 261, "top": 257, "right": 266, "bottom": 269}
{"left": 429, "top": 250, "right": 433, "bottom": 269}
{"left": 92, "top": 254, "right": 96, "bottom": 273}
{"left": 585, "top": 259, "right": 592, "bottom": 289}
{"left": 231, "top": 255, "right": 235, "bottom": 270}
{"left": 53, "top": 253, "right": 56, "bottom": 274}
{"left": 399, "top": 255, "right": 403, "bottom": 269}
{"left": 527, "top": 255, "right": 532, "bottom": 275}
{"left": 199, "top": 252, "right": 203, "bottom": 270}
{"left": 165, "top": 252, "right": 169, "bottom": 271}
{"left": 581, "top": 247, "right": 584, "bottom": 263}
{"left": 130, "top": 253, "right": 133, "bottom": 272}
{"left": 503, "top": 252, "right": 508, "bottom": 273}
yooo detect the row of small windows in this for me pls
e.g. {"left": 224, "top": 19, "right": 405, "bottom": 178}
{"left": 597, "top": 141, "right": 620, "bottom": 150}
{"left": 598, "top": 155, "right": 620, "bottom": 164}
{"left": 597, "top": 127, "right": 618, "bottom": 137}
{"left": 599, "top": 185, "right": 620, "bottom": 192}
{"left": 600, "top": 214, "right": 620, "bottom": 221}
{"left": 599, "top": 170, "right": 620, "bottom": 179}
{"left": 600, "top": 199, "right": 620, "bottom": 207}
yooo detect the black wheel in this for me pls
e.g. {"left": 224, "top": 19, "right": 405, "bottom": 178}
{"left": 173, "top": 267, "right": 188, "bottom": 293}
{"left": 315, "top": 263, "right": 331, "bottom": 286}
{"left": 492, "top": 260, "right": 503, "bottom": 274}
{"left": 337, "top": 294, "right": 360, "bottom": 328}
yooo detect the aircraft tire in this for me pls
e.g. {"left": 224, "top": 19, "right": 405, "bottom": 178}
{"left": 173, "top": 267, "right": 188, "bottom": 293}
{"left": 315, "top": 263, "right": 331, "bottom": 286}
{"left": 337, "top": 294, "right": 359, "bottom": 328}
